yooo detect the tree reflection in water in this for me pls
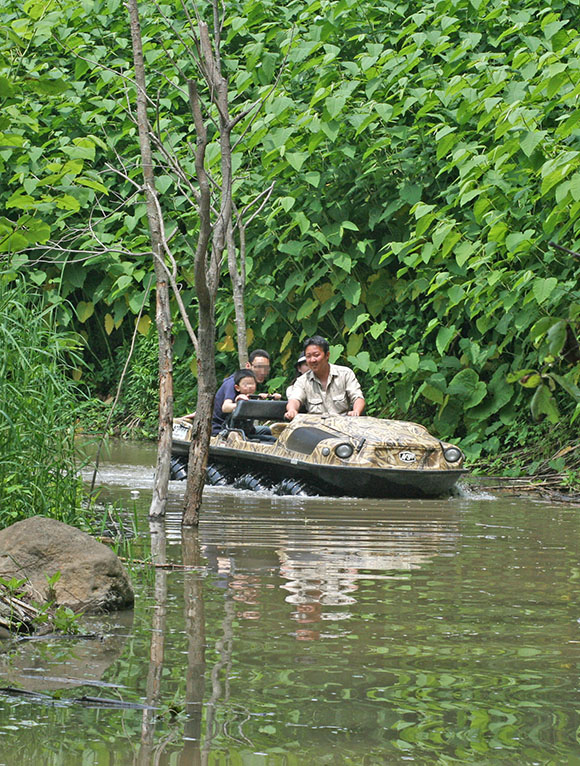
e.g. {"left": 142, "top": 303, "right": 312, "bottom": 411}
{"left": 180, "top": 527, "right": 205, "bottom": 766}
{"left": 135, "top": 523, "right": 243, "bottom": 765}
{"left": 136, "top": 521, "right": 167, "bottom": 765}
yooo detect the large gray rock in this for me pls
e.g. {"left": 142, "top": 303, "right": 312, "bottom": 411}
{"left": 0, "top": 516, "right": 134, "bottom": 613}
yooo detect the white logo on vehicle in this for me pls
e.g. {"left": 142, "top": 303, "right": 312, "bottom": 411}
{"left": 399, "top": 451, "right": 417, "bottom": 463}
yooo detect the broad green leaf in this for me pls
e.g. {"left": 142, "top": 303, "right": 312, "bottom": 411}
{"left": 0, "top": 232, "right": 28, "bottom": 252}
{"left": 341, "top": 280, "right": 361, "bottom": 305}
{"left": 506, "top": 368, "right": 536, "bottom": 383}
{"left": 530, "top": 384, "right": 560, "bottom": 423}
{"left": 6, "top": 194, "right": 36, "bottom": 210}
{"left": 286, "top": 152, "right": 309, "bottom": 171}
{"left": 413, "top": 202, "right": 435, "bottom": 220}
{"left": 549, "top": 373, "right": 580, "bottom": 402}
{"left": 520, "top": 373, "right": 541, "bottom": 388}
{"left": 402, "top": 352, "right": 420, "bottom": 372}
{"left": 320, "top": 120, "right": 340, "bottom": 142}
{"left": 569, "top": 174, "right": 580, "bottom": 201}
{"left": 348, "top": 312, "right": 370, "bottom": 333}
{"left": 296, "top": 298, "right": 318, "bottom": 321}
{"left": 546, "top": 320, "right": 567, "bottom": 356}
{"left": 77, "top": 301, "right": 94, "bottom": 323}
{"left": 136, "top": 315, "right": 151, "bottom": 335}
{"left": 532, "top": 277, "right": 558, "bottom": 305}
{"left": 331, "top": 252, "right": 352, "bottom": 272}
{"left": 279, "top": 197, "right": 295, "bottom": 213}
{"left": 76, "top": 177, "right": 109, "bottom": 194}
{"left": 436, "top": 325, "right": 456, "bottom": 356}
{"left": 394, "top": 381, "right": 413, "bottom": 412}
{"left": 349, "top": 351, "right": 370, "bottom": 372}
{"left": 369, "top": 321, "right": 387, "bottom": 339}
{"left": 325, "top": 96, "right": 347, "bottom": 118}
{"left": 374, "top": 103, "right": 394, "bottom": 122}
{"left": 346, "top": 333, "right": 363, "bottom": 357}
{"left": 447, "top": 284, "right": 465, "bottom": 306}
{"left": 465, "top": 381, "right": 487, "bottom": 409}
{"left": 278, "top": 241, "right": 302, "bottom": 255}
{"left": 156, "top": 175, "right": 173, "bottom": 193}
{"left": 400, "top": 183, "right": 422, "bottom": 205}
{"left": 419, "top": 383, "right": 444, "bottom": 405}
{"left": 447, "top": 368, "right": 479, "bottom": 399}
{"left": 280, "top": 331, "right": 292, "bottom": 353}
{"left": 520, "top": 130, "right": 546, "bottom": 157}
{"left": 304, "top": 172, "right": 320, "bottom": 188}
{"left": 329, "top": 344, "right": 343, "bottom": 364}
{"left": 56, "top": 195, "right": 81, "bottom": 212}
{"left": 114, "top": 275, "right": 133, "bottom": 292}
{"left": 530, "top": 317, "right": 559, "bottom": 341}
{"left": 0, "top": 132, "right": 24, "bottom": 149}
{"left": 0, "top": 76, "right": 13, "bottom": 97}
{"left": 29, "top": 77, "right": 68, "bottom": 95}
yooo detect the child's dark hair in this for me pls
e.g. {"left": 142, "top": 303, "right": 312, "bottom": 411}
{"left": 234, "top": 368, "right": 257, "bottom": 386}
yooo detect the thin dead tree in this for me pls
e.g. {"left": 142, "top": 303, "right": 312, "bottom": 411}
{"left": 182, "top": 18, "right": 229, "bottom": 527}
{"left": 227, "top": 184, "right": 275, "bottom": 367}
{"left": 128, "top": 0, "right": 174, "bottom": 519}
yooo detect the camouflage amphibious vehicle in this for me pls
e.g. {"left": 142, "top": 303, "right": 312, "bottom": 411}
{"left": 171, "top": 399, "right": 466, "bottom": 498}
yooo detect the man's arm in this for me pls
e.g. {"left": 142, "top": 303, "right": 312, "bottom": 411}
{"left": 285, "top": 397, "right": 302, "bottom": 421}
{"left": 344, "top": 368, "right": 365, "bottom": 416}
{"left": 348, "top": 397, "right": 365, "bottom": 417}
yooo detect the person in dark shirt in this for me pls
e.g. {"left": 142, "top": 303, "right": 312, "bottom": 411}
{"left": 212, "top": 349, "right": 275, "bottom": 434}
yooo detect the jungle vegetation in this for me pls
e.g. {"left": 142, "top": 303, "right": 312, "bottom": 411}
{"left": 1, "top": 0, "right": 580, "bottom": 496}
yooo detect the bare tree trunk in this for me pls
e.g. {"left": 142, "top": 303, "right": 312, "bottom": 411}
{"left": 128, "top": 0, "right": 173, "bottom": 518}
{"left": 227, "top": 184, "right": 275, "bottom": 368}
{"left": 182, "top": 17, "right": 232, "bottom": 526}
{"left": 226, "top": 220, "right": 248, "bottom": 366}
{"left": 183, "top": 297, "right": 216, "bottom": 526}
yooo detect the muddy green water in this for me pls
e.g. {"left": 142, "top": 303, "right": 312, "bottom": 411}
{"left": 2, "top": 441, "right": 580, "bottom": 765}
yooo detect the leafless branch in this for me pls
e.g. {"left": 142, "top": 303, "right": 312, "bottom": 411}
{"left": 52, "top": 31, "right": 160, "bottom": 114}
{"left": 152, "top": 0, "right": 202, "bottom": 69}
{"left": 148, "top": 188, "right": 199, "bottom": 353}
{"left": 550, "top": 241, "right": 580, "bottom": 258}
{"left": 239, "top": 181, "right": 276, "bottom": 230}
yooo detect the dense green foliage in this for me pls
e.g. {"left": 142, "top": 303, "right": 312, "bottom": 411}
{"left": 0, "top": 279, "right": 88, "bottom": 526}
{"left": 1, "top": 0, "right": 579, "bottom": 466}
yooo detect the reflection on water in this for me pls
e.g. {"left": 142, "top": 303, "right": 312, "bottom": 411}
{"left": 2, "top": 440, "right": 580, "bottom": 765}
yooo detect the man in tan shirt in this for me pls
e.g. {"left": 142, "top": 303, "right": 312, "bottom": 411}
{"left": 285, "top": 336, "right": 365, "bottom": 421}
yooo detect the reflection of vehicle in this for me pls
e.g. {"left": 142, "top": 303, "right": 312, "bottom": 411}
{"left": 171, "top": 400, "right": 466, "bottom": 498}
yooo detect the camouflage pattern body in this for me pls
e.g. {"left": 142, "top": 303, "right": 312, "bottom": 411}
{"left": 173, "top": 412, "right": 465, "bottom": 498}
{"left": 213, "top": 414, "right": 462, "bottom": 472}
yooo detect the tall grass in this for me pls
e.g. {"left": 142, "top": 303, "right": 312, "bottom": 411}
{"left": 0, "top": 278, "right": 89, "bottom": 529}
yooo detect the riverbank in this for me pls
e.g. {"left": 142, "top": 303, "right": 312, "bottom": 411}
{"left": 469, "top": 439, "right": 580, "bottom": 498}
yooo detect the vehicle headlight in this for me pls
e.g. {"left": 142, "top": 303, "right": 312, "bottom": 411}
{"left": 335, "top": 443, "right": 354, "bottom": 459}
{"left": 444, "top": 447, "right": 463, "bottom": 463}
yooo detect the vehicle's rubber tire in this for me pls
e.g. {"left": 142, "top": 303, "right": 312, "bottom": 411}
{"left": 206, "top": 463, "right": 229, "bottom": 486}
{"left": 233, "top": 472, "right": 271, "bottom": 492}
{"left": 275, "top": 477, "right": 314, "bottom": 496}
{"left": 169, "top": 456, "right": 188, "bottom": 481}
